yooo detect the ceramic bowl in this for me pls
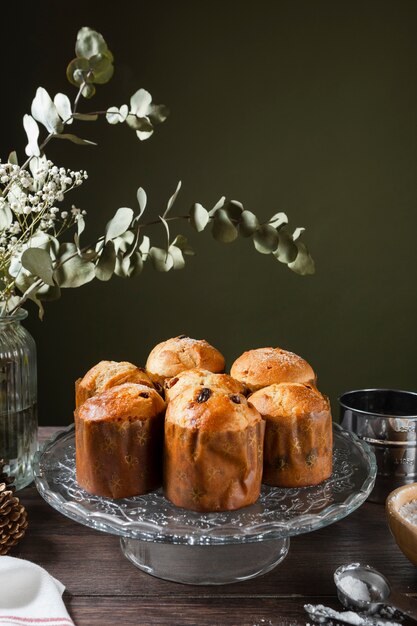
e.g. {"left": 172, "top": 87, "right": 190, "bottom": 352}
{"left": 386, "top": 483, "right": 417, "bottom": 567}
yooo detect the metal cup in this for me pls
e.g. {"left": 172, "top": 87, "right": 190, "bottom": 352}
{"left": 339, "top": 389, "right": 417, "bottom": 503}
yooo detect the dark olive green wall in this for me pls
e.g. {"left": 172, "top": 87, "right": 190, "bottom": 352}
{"left": 2, "top": 0, "right": 417, "bottom": 425}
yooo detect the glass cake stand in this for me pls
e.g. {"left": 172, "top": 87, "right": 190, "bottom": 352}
{"left": 33, "top": 424, "right": 376, "bottom": 585}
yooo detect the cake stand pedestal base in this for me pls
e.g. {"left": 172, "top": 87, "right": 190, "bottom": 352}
{"left": 120, "top": 536, "right": 290, "bottom": 585}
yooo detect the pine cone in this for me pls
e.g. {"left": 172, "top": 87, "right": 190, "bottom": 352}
{"left": 0, "top": 460, "right": 28, "bottom": 555}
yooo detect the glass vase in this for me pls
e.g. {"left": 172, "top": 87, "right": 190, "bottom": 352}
{"left": 0, "top": 310, "right": 37, "bottom": 490}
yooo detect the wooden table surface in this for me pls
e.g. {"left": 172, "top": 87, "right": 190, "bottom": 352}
{"left": 12, "top": 427, "right": 417, "bottom": 626}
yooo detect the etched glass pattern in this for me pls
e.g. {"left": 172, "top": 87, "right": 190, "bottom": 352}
{"left": 34, "top": 424, "right": 376, "bottom": 545}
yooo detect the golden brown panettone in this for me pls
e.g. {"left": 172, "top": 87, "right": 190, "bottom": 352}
{"left": 75, "top": 360, "right": 157, "bottom": 408}
{"left": 249, "top": 382, "right": 332, "bottom": 488}
{"left": 165, "top": 368, "right": 246, "bottom": 403}
{"left": 164, "top": 386, "right": 265, "bottom": 512}
{"left": 146, "top": 335, "right": 225, "bottom": 385}
{"left": 230, "top": 347, "right": 316, "bottom": 392}
{"left": 75, "top": 383, "right": 166, "bottom": 498}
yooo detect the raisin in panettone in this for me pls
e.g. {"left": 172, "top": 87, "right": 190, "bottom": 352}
{"left": 165, "top": 368, "right": 246, "bottom": 403}
{"left": 164, "top": 385, "right": 265, "bottom": 512}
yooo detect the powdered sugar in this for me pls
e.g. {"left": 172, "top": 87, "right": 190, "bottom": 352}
{"left": 399, "top": 498, "right": 417, "bottom": 525}
{"left": 338, "top": 575, "right": 371, "bottom": 602}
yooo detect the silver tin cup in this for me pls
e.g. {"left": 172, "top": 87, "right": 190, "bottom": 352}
{"left": 339, "top": 389, "right": 417, "bottom": 503}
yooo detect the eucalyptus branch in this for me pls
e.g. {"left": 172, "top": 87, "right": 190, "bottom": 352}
{"left": 0, "top": 25, "right": 314, "bottom": 320}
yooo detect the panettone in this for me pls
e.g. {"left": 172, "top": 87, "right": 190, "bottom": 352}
{"left": 76, "top": 360, "right": 157, "bottom": 408}
{"left": 165, "top": 368, "right": 246, "bottom": 403}
{"left": 164, "top": 386, "right": 265, "bottom": 512}
{"left": 230, "top": 347, "right": 316, "bottom": 392}
{"left": 146, "top": 335, "right": 225, "bottom": 385}
{"left": 75, "top": 383, "right": 166, "bottom": 498}
{"left": 248, "top": 382, "right": 332, "bottom": 487}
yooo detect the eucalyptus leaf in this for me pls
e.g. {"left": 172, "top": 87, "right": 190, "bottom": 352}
{"left": 95, "top": 240, "right": 116, "bottom": 281}
{"left": 0, "top": 295, "right": 22, "bottom": 316}
{"left": 127, "top": 252, "right": 143, "bottom": 277}
{"left": 21, "top": 248, "right": 55, "bottom": 286}
{"left": 130, "top": 89, "right": 153, "bottom": 116}
{"left": 125, "top": 226, "right": 141, "bottom": 258}
{"left": 72, "top": 112, "right": 99, "bottom": 121}
{"left": 189, "top": 203, "right": 209, "bottom": 232}
{"left": 119, "top": 105, "right": 128, "bottom": 122}
{"left": 23, "top": 115, "right": 40, "bottom": 157}
{"left": 106, "top": 106, "right": 120, "bottom": 124}
{"left": 114, "top": 254, "right": 129, "bottom": 278}
{"left": 268, "top": 212, "right": 288, "bottom": 229}
{"left": 66, "top": 57, "right": 89, "bottom": 87}
{"left": 113, "top": 251, "right": 141, "bottom": 278}
{"left": 212, "top": 209, "right": 238, "bottom": 243}
{"left": 52, "top": 133, "right": 97, "bottom": 146}
{"left": 113, "top": 231, "right": 135, "bottom": 254}
{"left": 54, "top": 243, "right": 95, "bottom": 287}
{"left": 287, "top": 242, "right": 315, "bottom": 275}
{"left": 7, "top": 151, "right": 18, "bottom": 165}
{"left": 139, "top": 236, "right": 150, "bottom": 261}
{"left": 29, "top": 292, "right": 45, "bottom": 320}
{"left": 148, "top": 104, "right": 170, "bottom": 124}
{"left": 136, "top": 129, "right": 154, "bottom": 141}
{"left": 172, "top": 234, "right": 194, "bottom": 256}
{"left": 31, "top": 87, "right": 63, "bottom": 134}
{"left": 239, "top": 210, "right": 259, "bottom": 237}
{"left": 75, "top": 27, "right": 112, "bottom": 60}
{"left": 29, "top": 155, "right": 48, "bottom": 181}
{"left": 25, "top": 232, "right": 59, "bottom": 256}
{"left": 149, "top": 247, "right": 173, "bottom": 272}
{"left": 164, "top": 181, "right": 181, "bottom": 217}
{"left": 36, "top": 284, "right": 61, "bottom": 302}
{"left": 125, "top": 114, "right": 154, "bottom": 132}
{"left": 53, "top": 93, "right": 73, "bottom": 124}
{"left": 209, "top": 196, "right": 226, "bottom": 217}
{"left": 168, "top": 245, "right": 185, "bottom": 270}
{"left": 76, "top": 215, "right": 85, "bottom": 238}
{"left": 136, "top": 187, "right": 147, "bottom": 217}
{"left": 105, "top": 207, "right": 133, "bottom": 242}
{"left": 0, "top": 203, "right": 13, "bottom": 230}
{"left": 253, "top": 225, "right": 279, "bottom": 254}
{"left": 127, "top": 88, "right": 167, "bottom": 140}
{"left": 89, "top": 54, "right": 114, "bottom": 84}
{"left": 272, "top": 228, "right": 298, "bottom": 264}
{"left": 225, "top": 200, "right": 244, "bottom": 220}
{"left": 159, "top": 216, "right": 170, "bottom": 249}
{"left": 81, "top": 84, "right": 96, "bottom": 99}
{"left": 292, "top": 227, "right": 305, "bottom": 241}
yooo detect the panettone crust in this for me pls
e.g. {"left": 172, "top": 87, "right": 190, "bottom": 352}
{"left": 146, "top": 336, "right": 225, "bottom": 384}
{"left": 163, "top": 388, "right": 265, "bottom": 511}
{"left": 76, "top": 360, "right": 156, "bottom": 408}
{"left": 249, "top": 382, "right": 332, "bottom": 488}
{"left": 230, "top": 347, "right": 316, "bottom": 392}
{"left": 165, "top": 368, "right": 246, "bottom": 403}
{"left": 75, "top": 383, "right": 166, "bottom": 498}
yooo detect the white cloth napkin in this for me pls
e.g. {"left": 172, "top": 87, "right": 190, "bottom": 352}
{"left": 0, "top": 556, "right": 74, "bottom": 626}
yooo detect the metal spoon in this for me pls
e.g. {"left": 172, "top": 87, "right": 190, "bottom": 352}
{"left": 334, "top": 563, "right": 417, "bottom": 621}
